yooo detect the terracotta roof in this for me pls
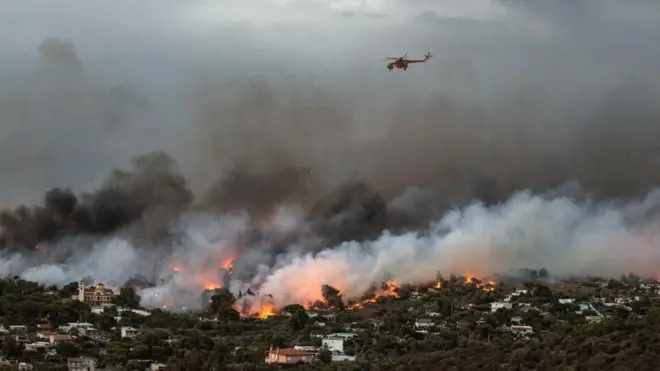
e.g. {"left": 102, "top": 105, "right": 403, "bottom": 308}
{"left": 270, "top": 348, "right": 315, "bottom": 356}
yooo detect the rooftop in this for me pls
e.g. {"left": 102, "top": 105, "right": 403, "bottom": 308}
{"left": 269, "top": 348, "right": 315, "bottom": 356}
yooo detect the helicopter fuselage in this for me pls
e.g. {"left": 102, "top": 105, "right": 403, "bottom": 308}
{"left": 387, "top": 60, "right": 408, "bottom": 71}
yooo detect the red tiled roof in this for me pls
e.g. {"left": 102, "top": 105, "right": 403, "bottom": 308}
{"left": 269, "top": 348, "right": 314, "bottom": 356}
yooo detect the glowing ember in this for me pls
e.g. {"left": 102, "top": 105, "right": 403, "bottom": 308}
{"left": 203, "top": 282, "right": 220, "bottom": 290}
{"left": 462, "top": 274, "right": 498, "bottom": 292}
{"left": 220, "top": 255, "right": 236, "bottom": 271}
{"left": 345, "top": 280, "right": 401, "bottom": 310}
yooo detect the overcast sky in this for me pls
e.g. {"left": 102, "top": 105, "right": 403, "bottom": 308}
{"left": 1, "top": 0, "right": 660, "bottom": 207}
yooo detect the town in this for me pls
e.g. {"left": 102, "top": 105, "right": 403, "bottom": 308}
{"left": 0, "top": 270, "right": 659, "bottom": 370}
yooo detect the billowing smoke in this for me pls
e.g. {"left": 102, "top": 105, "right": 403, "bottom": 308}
{"left": 1, "top": 1, "right": 660, "bottom": 313}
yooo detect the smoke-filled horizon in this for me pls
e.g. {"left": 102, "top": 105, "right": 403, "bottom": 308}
{"left": 1, "top": 0, "right": 660, "bottom": 311}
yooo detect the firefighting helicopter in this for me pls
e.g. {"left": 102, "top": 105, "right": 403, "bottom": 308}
{"left": 384, "top": 52, "right": 433, "bottom": 71}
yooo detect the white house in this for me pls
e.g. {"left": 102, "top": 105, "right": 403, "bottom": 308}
{"left": 91, "top": 307, "right": 151, "bottom": 316}
{"left": 332, "top": 354, "right": 356, "bottom": 362}
{"left": 25, "top": 342, "right": 50, "bottom": 352}
{"left": 415, "top": 319, "right": 433, "bottom": 328}
{"left": 67, "top": 357, "right": 97, "bottom": 371}
{"left": 120, "top": 326, "right": 139, "bottom": 339}
{"left": 514, "top": 288, "right": 528, "bottom": 295}
{"left": 322, "top": 337, "right": 344, "bottom": 353}
{"left": 558, "top": 298, "right": 575, "bottom": 304}
{"left": 326, "top": 333, "right": 357, "bottom": 340}
{"left": 491, "top": 302, "right": 513, "bottom": 312}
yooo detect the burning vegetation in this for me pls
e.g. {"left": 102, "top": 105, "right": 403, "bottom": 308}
{"left": 202, "top": 272, "right": 502, "bottom": 320}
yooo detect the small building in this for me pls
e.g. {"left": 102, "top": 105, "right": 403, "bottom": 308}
{"left": 25, "top": 342, "right": 50, "bottom": 352}
{"left": 326, "top": 333, "right": 357, "bottom": 340}
{"left": 71, "top": 282, "right": 117, "bottom": 307}
{"left": 293, "top": 346, "right": 317, "bottom": 352}
{"left": 558, "top": 298, "right": 576, "bottom": 304}
{"left": 12, "top": 334, "right": 29, "bottom": 343}
{"left": 510, "top": 325, "right": 534, "bottom": 336}
{"left": 9, "top": 325, "right": 27, "bottom": 333}
{"left": 67, "top": 357, "right": 96, "bottom": 371}
{"left": 322, "top": 337, "right": 344, "bottom": 353}
{"left": 586, "top": 316, "right": 603, "bottom": 323}
{"left": 265, "top": 347, "right": 314, "bottom": 364}
{"left": 121, "top": 326, "right": 139, "bottom": 339}
{"left": 491, "top": 302, "right": 513, "bottom": 312}
{"left": 332, "top": 354, "right": 356, "bottom": 362}
{"left": 415, "top": 319, "right": 433, "bottom": 328}
{"left": 50, "top": 334, "right": 73, "bottom": 344}
{"left": 79, "top": 327, "right": 98, "bottom": 337}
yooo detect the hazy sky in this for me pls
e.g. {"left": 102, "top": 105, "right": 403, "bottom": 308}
{"left": 3, "top": 0, "right": 660, "bottom": 310}
{"left": 1, "top": 0, "right": 660, "bottom": 206}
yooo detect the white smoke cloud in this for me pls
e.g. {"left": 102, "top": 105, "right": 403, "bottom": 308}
{"left": 3, "top": 187, "right": 660, "bottom": 312}
{"left": 255, "top": 189, "right": 660, "bottom": 308}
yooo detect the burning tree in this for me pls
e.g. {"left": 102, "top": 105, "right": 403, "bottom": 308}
{"left": 321, "top": 284, "right": 344, "bottom": 310}
{"left": 206, "top": 287, "right": 239, "bottom": 321}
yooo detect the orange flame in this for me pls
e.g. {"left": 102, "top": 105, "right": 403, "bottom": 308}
{"left": 221, "top": 257, "right": 235, "bottom": 270}
{"left": 203, "top": 282, "right": 220, "bottom": 290}
{"left": 258, "top": 304, "right": 275, "bottom": 319}
{"left": 346, "top": 280, "right": 400, "bottom": 310}
{"left": 462, "top": 274, "right": 497, "bottom": 292}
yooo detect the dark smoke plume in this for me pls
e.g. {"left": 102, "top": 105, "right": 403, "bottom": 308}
{"left": 0, "top": 151, "right": 192, "bottom": 249}
{"left": 1, "top": 1, "right": 660, "bottom": 312}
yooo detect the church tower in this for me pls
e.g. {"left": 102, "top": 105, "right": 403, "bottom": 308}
{"left": 78, "top": 280, "right": 85, "bottom": 302}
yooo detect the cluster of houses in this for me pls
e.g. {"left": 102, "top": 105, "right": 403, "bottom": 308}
{"left": 5, "top": 277, "right": 656, "bottom": 368}
{"left": 0, "top": 281, "right": 153, "bottom": 371}
{"left": 265, "top": 333, "right": 357, "bottom": 365}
